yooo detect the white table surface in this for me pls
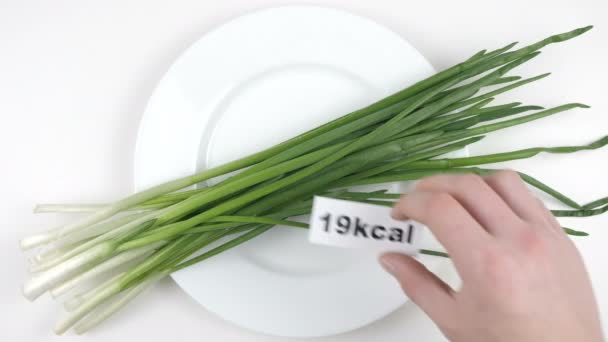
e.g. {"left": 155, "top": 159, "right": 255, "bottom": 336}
{"left": 1, "top": 0, "right": 607, "bottom": 341}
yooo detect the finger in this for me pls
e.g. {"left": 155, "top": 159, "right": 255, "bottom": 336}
{"left": 379, "top": 253, "right": 455, "bottom": 324}
{"left": 534, "top": 197, "right": 564, "bottom": 233}
{"left": 416, "top": 173, "right": 525, "bottom": 237}
{"left": 392, "top": 190, "right": 491, "bottom": 270}
{"left": 483, "top": 170, "right": 549, "bottom": 226}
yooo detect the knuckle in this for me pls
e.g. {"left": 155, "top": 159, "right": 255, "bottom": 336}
{"left": 453, "top": 173, "right": 485, "bottom": 189}
{"left": 477, "top": 246, "right": 518, "bottom": 283}
{"left": 477, "top": 245, "right": 504, "bottom": 266}
{"left": 518, "top": 229, "right": 550, "bottom": 257}
{"left": 415, "top": 176, "right": 442, "bottom": 191}
{"left": 425, "top": 192, "right": 458, "bottom": 213}
{"left": 491, "top": 169, "right": 521, "bottom": 184}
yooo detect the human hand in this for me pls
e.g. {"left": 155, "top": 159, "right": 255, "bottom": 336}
{"left": 380, "top": 171, "right": 603, "bottom": 342}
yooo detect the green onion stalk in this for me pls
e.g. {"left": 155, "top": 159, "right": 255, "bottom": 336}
{"left": 20, "top": 26, "right": 608, "bottom": 334}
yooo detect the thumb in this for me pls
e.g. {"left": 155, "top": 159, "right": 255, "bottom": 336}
{"left": 380, "top": 252, "right": 455, "bottom": 323}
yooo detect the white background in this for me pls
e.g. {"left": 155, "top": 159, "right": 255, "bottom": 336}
{"left": 1, "top": 0, "right": 607, "bottom": 341}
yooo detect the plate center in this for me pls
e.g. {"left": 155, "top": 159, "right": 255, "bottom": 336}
{"left": 199, "top": 63, "right": 384, "bottom": 275}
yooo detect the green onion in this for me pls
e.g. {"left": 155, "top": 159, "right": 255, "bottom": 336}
{"left": 19, "top": 26, "right": 607, "bottom": 334}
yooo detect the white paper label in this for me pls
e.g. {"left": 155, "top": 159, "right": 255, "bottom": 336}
{"left": 308, "top": 196, "right": 421, "bottom": 255}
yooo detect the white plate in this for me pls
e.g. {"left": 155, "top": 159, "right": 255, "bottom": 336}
{"left": 134, "top": 6, "right": 456, "bottom": 338}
